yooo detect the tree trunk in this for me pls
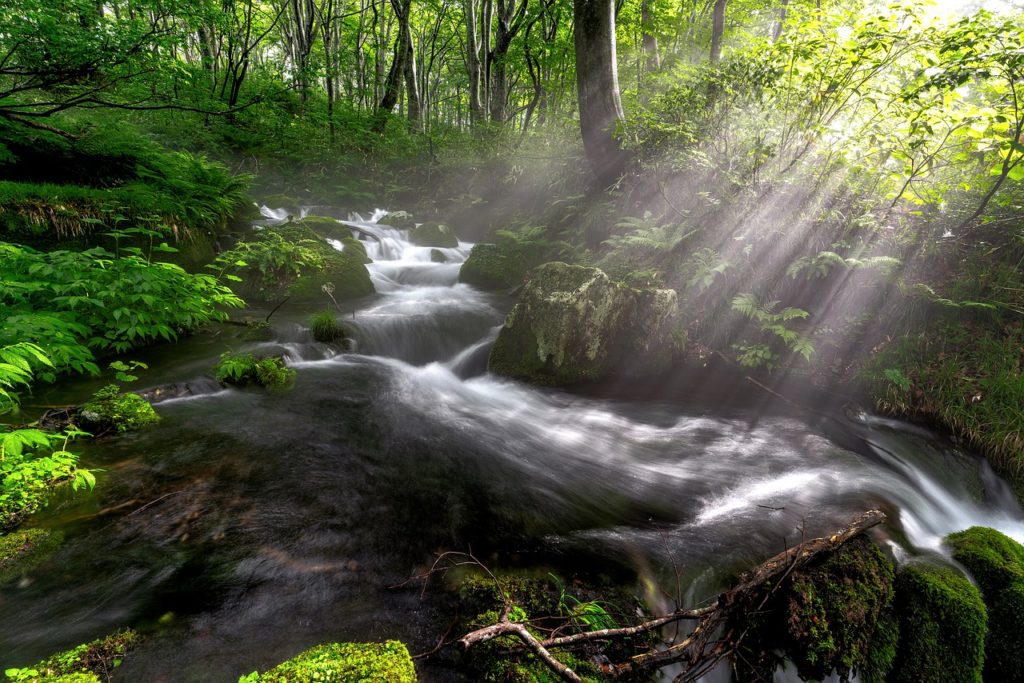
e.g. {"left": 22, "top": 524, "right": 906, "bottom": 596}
{"left": 772, "top": 0, "right": 788, "bottom": 42}
{"left": 710, "top": 0, "right": 726, "bottom": 63}
{"left": 465, "top": 0, "right": 484, "bottom": 123}
{"left": 574, "top": 0, "right": 630, "bottom": 185}
{"left": 376, "top": 0, "right": 413, "bottom": 128}
{"left": 640, "top": 0, "right": 659, "bottom": 71}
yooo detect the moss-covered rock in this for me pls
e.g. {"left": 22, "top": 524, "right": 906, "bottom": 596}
{"left": 488, "top": 262, "right": 680, "bottom": 386}
{"left": 459, "top": 244, "right": 526, "bottom": 291}
{"left": 430, "top": 248, "right": 447, "bottom": 263}
{"left": 409, "top": 221, "right": 458, "bottom": 248}
{"left": 383, "top": 211, "right": 417, "bottom": 230}
{"left": 309, "top": 311, "right": 347, "bottom": 343}
{"left": 780, "top": 536, "right": 896, "bottom": 681}
{"left": 341, "top": 237, "right": 371, "bottom": 264}
{"left": 261, "top": 193, "right": 302, "bottom": 211}
{"left": 78, "top": 385, "right": 159, "bottom": 433}
{"left": 890, "top": 562, "right": 986, "bottom": 683}
{"left": 945, "top": 526, "right": 1024, "bottom": 682}
{"left": 214, "top": 353, "right": 296, "bottom": 389}
{"left": 243, "top": 641, "right": 416, "bottom": 682}
{"left": 0, "top": 527, "right": 64, "bottom": 585}
{"left": 730, "top": 535, "right": 897, "bottom": 683}
{"left": 6, "top": 630, "right": 140, "bottom": 682}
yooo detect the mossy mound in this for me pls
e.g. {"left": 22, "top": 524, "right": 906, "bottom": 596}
{"left": 459, "top": 243, "right": 528, "bottom": 291}
{"left": 382, "top": 211, "right": 416, "bottom": 230}
{"left": 945, "top": 526, "right": 1024, "bottom": 682}
{"left": 430, "top": 248, "right": 447, "bottom": 263}
{"left": 309, "top": 311, "right": 347, "bottom": 343}
{"left": 214, "top": 353, "right": 296, "bottom": 389}
{"left": 489, "top": 262, "right": 680, "bottom": 386}
{"left": 7, "top": 630, "right": 140, "bottom": 682}
{"left": 0, "top": 527, "right": 64, "bottom": 585}
{"left": 889, "top": 562, "right": 986, "bottom": 683}
{"left": 292, "top": 215, "right": 342, "bottom": 232}
{"left": 261, "top": 193, "right": 302, "bottom": 211}
{"left": 341, "top": 237, "right": 371, "bottom": 264}
{"left": 409, "top": 221, "right": 458, "bottom": 248}
{"left": 730, "top": 535, "right": 897, "bottom": 682}
{"left": 78, "top": 385, "right": 159, "bottom": 433}
{"left": 224, "top": 224, "right": 374, "bottom": 304}
{"left": 242, "top": 641, "right": 416, "bottom": 682}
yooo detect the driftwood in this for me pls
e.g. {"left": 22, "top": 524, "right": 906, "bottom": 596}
{"left": 457, "top": 509, "right": 885, "bottom": 683}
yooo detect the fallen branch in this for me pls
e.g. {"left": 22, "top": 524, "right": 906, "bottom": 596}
{"left": 456, "top": 509, "right": 885, "bottom": 681}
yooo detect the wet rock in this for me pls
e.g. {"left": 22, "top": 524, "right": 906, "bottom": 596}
{"left": 242, "top": 641, "right": 416, "bottom": 682}
{"left": 11, "top": 629, "right": 139, "bottom": 681}
{"left": 410, "top": 221, "right": 458, "bottom": 248}
{"left": 430, "top": 248, "right": 447, "bottom": 263}
{"left": 383, "top": 210, "right": 417, "bottom": 231}
{"left": 341, "top": 237, "right": 371, "bottom": 264}
{"left": 489, "top": 262, "right": 680, "bottom": 385}
{"left": 890, "top": 561, "right": 986, "bottom": 683}
{"left": 458, "top": 244, "right": 524, "bottom": 291}
{"left": 945, "top": 526, "right": 1024, "bottom": 682}
{"left": 0, "top": 528, "right": 64, "bottom": 585}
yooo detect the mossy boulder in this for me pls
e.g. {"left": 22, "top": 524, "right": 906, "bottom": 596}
{"left": 409, "top": 221, "right": 458, "bottom": 248}
{"left": 341, "top": 237, "right": 371, "bottom": 264}
{"left": 489, "top": 262, "right": 680, "bottom": 386}
{"left": 7, "top": 630, "right": 140, "bottom": 682}
{"left": 261, "top": 193, "right": 302, "bottom": 211}
{"left": 309, "top": 311, "right": 348, "bottom": 343}
{"left": 213, "top": 353, "right": 295, "bottom": 389}
{"left": 459, "top": 244, "right": 526, "bottom": 291}
{"left": 225, "top": 224, "right": 374, "bottom": 304}
{"left": 0, "top": 527, "right": 64, "bottom": 585}
{"left": 383, "top": 211, "right": 417, "bottom": 230}
{"left": 889, "top": 562, "right": 986, "bottom": 683}
{"left": 730, "top": 535, "right": 898, "bottom": 682}
{"left": 430, "top": 248, "right": 447, "bottom": 263}
{"left": 78, "top": 385, "right": 159, "bottom": 433}
{"left": 945, "top": 526, "right": 1024, "bottom": 682}
{"left": 243, "top": 641, "right": 416, "bottom": 682}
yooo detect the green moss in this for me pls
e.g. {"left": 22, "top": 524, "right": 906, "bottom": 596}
{"left": 341, "top": 237, "right": 371, "bottom": 264}
{"left": 890, "top": 562, "right": 986, "bottom": 683}
{"left": 409, "top": 221, "right": 458, "bottom": 248}
{"left": 261, "top": 193, "right": 302, "bottom": 210}
{"left": 292, "top": 216, "right": 342, "bottom": 232}
{"left": 861, "top": 607, "right": 899, "bottom": 683}
{"left": 730, "top": 535, "right": 897, "bottom": 682}
{"left": 383, "top": 211, "right": 416, "bottom": 230}
{"left": 0, "top": 528, "right": 64, "bottom": 585}
{"left": 78, "top": 385, "right": 159, "bottom": 433}
{"left": 309, "top": 311, "right": 347, "bottom": 343}
{"left": 945, "top": 526, "right": 1024, "bottom": 682}
{"left": 287, "top": 248, "right": 374, "bottom": 302}
{"left": 214, "top": 353, "right": 296, "bottom": 389}
{"left": 245, "top": 641, "right": 416, "bottom": 682}
{"left": 5, "top": 630, "right": 140, "bottom": 682}
{"left": 459, "top": 243, "right": 527, "bottom": 291}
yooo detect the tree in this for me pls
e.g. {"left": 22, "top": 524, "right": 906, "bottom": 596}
{"left": 574, "top": 0, "right": 630, "bottom": 184}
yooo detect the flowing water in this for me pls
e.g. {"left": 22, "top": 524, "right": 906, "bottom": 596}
{"left": 2, "top": 210, "right": 1023, "bottom": 681}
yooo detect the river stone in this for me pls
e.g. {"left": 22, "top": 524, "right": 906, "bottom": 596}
{"left": 383, "top": 211, "right": 416, "bottom": 230}
{"left": 410, "top": 220, "right": 458, "bottom": 248}
{"left": 430, "top": 248, "right": 447, "bottom": 263}
{"left": 489, "top": 262, "right": 679, "bottom": 385}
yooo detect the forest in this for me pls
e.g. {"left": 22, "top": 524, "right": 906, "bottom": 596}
{"left": 2, "top": 0, "right": 1024, "bottom": 680}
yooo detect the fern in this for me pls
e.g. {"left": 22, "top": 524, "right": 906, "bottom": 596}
{"left": 686, "top": 248, "right": 731, "bottom": 291}
{"left": 731, "top": 293, "right": 815, "bottom": 368}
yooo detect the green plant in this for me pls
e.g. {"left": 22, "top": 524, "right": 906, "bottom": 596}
{"left": 78, "top": 384, "right": 159, "bottom": 433}
{"left": 309, "top": 311, "right": 346, "bottom": 343}
{"left": 214, "top": 353, "right": 295, "bottom": 389}
{"left": 1, "top": 427, "right": 93, "bottom": 532}
{"left": 731, "top": 293, "right": 815, "bottom": 368}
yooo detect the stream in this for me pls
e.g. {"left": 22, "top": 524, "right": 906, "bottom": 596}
{"left": 2, "top": 210, "right": 1024, "bottom": 681}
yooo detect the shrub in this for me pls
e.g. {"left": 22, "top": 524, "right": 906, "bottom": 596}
{"left": 309, "top": 311, "right": 346, "bottom": 343}
{"left": 214, "top": 353, "right": 295, "bottom": 389}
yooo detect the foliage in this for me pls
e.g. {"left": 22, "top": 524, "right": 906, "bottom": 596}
{"left": 4, "top": 630, "right": 139, "bottom": 682}
{"left": 215, "top": 231, "right": 324, "bottom": 296}
{"left": 945, "top": 527, "right": 1024, "bottom": 682}
{"left": 0, "top": 240, "right": 243, "bottom": 379}
{"left": 890, "top": 562, "right": 986, "bottom": 683}
{"left": 0, "top": 343, "right": 52, "bottom": 415}
{"left": 78, "top": 385, "right": 159, "bottom": 433}
{"left": 309, "top": 312, "right": 347, "bottom": 344}
{"left": 0, "top": 426, "right": 94, "bottom": 532}
{"left": 239, "top": 641, "right": 416, "bottom": 683}
{"left": 214, "top": 353, "right": 295, "bottom": 390}
{"left": 731, "top": 293, "right": 814, "bottom": 369}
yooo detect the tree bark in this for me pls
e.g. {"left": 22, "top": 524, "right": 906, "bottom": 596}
{"left": 641, "top": 0, "right": 659, "bottom": 71}
{"left": 376, "top": 0, "right": 413, "bottom": 128}
{"left": 710, "top": 0, "right": 726, "bottom": 63}
{"left": 574, "top": 0, "right": 630, "bottom": 185}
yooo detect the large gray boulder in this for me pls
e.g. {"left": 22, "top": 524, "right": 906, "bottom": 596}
{"left": 488, "top": 262, "right": 680, "bottom": 385}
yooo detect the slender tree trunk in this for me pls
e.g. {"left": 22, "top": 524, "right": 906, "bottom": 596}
{"left": 710, "top": 0, "right": 726, "bottom": 63}
{"left": 574, "top": 0, "right": 630, "bottom": 185}
{"left": 376, "top": 0, "right": 413, "bottom": 128}
{"left": 404, "top": 29, "right": 422, "bottom": 127}
{"left": 465, "top": 0, "right": 484, "bottom": 123}
{"left": 640, "top": 0, "right": 659, "bottom": 71}
{"left": 772, "top": 0, "right": 788, "bottom": 42}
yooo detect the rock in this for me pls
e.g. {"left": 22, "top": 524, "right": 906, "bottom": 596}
{"left": 79, "top": 385, "right": 159, "bottom": 433}
{"left": 890, "top": 562, "right": 986, "bottom": 683}
{"left": 489, "top": 262, "right": 680, "bottom": 385}
{"left": 244, "top": 641, "right": 416, "bottom": 682}
{"left": 409, "top": 220, "right": 458, "bottom": 248}
{"left": 0, "top": 528, "right": 64, "bottom": 585}
{"left": 383, "top": 211, "right": 416, "bottom": 230}
{"left": 945, "top": 527, "right": 1024, "bottom": 682}
{"left": 458, "top": 243, "right": 524, "bottom": 290}
{"left": 15, "top": 630, "right": 139, "bottom": 682}
{"left": 430, "top": 248, "right": 447, "bottom": 263}
{"left": 261, "top": 193, "right": 302, "bottom": 211}
{"left": 341, "top": 237, "right": 371, "bottom": 264}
